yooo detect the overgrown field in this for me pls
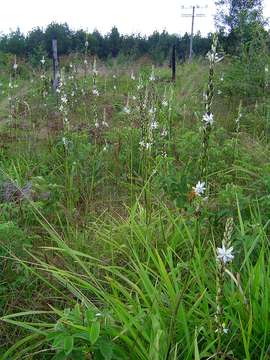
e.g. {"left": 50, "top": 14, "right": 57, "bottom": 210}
{"left": 0, "top": 41, "right": 270, "bottom": 359}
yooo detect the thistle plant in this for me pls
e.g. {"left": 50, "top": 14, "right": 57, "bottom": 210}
{"left": 215, "top": 217, "right": 234, "bottom": 357}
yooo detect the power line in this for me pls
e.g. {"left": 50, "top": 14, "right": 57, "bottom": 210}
{"left": 181, "top": 4, "right": 208, "bottom": 63}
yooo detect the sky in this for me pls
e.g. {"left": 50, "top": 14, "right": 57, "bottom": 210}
{"left": 0, "top": 0, "right": 269, "bottom": 36}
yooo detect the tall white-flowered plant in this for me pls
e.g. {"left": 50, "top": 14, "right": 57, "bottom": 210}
{"left": 202, "top": 113, "right": 214, "bottom": 127}
{"left": 57, "top": 77, "right": 70, "bottom": 136}
{"left": 217, "top": 244, "right": 234, "bottom": 264}
{"left": 193, "top": 181, "right": 206, "bottom": 197}
{"left": 215, "top": 217, "right": 234, "bottom": 353}
{"left": 40, "top": 56, "right": 46, "bottom": 65}
{"left": 123, "top": 95, "right": 131, "bottom": 114}
{"left": 130, "top": 71, "right": 136, "bottom": 81}
{"left": 200, "top": 33, "right": 220, "bottom": 179}
{"left": 149, "top": 65, "right": 156, "bottom": 81}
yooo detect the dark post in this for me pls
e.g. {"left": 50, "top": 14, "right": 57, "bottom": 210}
{"left": 172, "top": 44, "right": 176, "bottom": 82}
{"left": 52, "top": 39, "right": 60, "bottom": 91}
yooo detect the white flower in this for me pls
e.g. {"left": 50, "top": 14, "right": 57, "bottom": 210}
{"left": 217, "top": 244, "right": 234, "bottom": 264}
{"left": 95, "top": 122, "right": 99, "bottom": 128}
{"left": 150, "top": 121, "right": 158, "bottom": 129}
{"left": 131, "top": 72, "right": 135, "bottom": 80}
{"left": 139, "top": 141, "right": 152, "bottom": 150}
{"left": 149, "top": 66, "right": 156, "bottom": 81}
{"left": 265, "top": 65, "right": 269, "bottom": 73}
{"left": 113, "top": 74, "right": 116, "bottom": 79}
{"left": 61, "top": 95, "right": 68, "bottom": 104}
{"left": 59, "top": 104, "right": 64, "bottom": 112}
{"left": 145, "top": 142, "right": 152, "bottom": 150}
{"left": 161, "top": 128, "right": 168, "bottom": 137}
{"left": 40, "top": 56, "right": 46, "bottom": 65}
{"left": 123, "top": 106, "right": 131, "bottom": 114}
{"left": 193, "top": 181, "right": 206, "bottom": 196}
{"left": 149, "top": 107, "right": 156, "bottom": 115}
{"left": 62, "top": 137, "right": 68, "bottom": 146}
{"left": 113, "top": 85, "right": 117, "bottom": 90}
{"left": 207, "top": 52, "right": 223, "bottom": 64}
{"left": 84, "top": 59, "right": 88, "bottom": 65}
{"left": 161, "top": 151, "right": 167, "bottom": 158}
{"left": 92, "top": 88, "right": 99, "bottom": 96}
{"left": 202, "top": 113, "right": 214, "bottom": 126}
{"left": 85, "top": 40, "right": 89, "bottom": 48}
{"left": 13, "top": 63, "right": 18, "bottom": 70}
{"left": 132, "top": 96, "right": 136, "bottom": 100}
{"left": 162, "top": 99, "right": 168, "bottom": 107}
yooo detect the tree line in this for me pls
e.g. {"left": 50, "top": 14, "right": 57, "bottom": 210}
{"left": 0, "top": 0, "right": 269, "bottom": 65}
{"left": 0, "top": 23, "right": 214, "bottom": 64}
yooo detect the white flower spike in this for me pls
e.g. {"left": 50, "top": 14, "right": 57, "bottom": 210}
{"left": 193, "top": 181, "right": 206, "bottom": 196}
{"left": 202, "top": 113, "right": 214, "bottom": 126}
{"left": 217, "top": 244, "right": 234, "bottom": 264}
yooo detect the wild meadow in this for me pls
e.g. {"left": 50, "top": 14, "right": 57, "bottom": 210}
{"left": 0, "top": 34, "right": 270, "bottom": 359}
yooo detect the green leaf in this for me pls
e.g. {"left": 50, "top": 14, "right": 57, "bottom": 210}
{"left": 89, "top": 321, "right": 100, "bottom": 345}
{"left": 52, "top": 350, "right": 68, "bottom": 360}
{"left": 99, "top": 338, "right": 113, "bottom": 360}
{"left": 63, "top": 335, "right": 74, "bottom": 355}
{"left": 52, "top": 334, "right": 67, "bottom": 349}
{"left": 194, "top": 328, "right": 200, "bottom": 360}
{"left": 86, "top": 308, "right": 95, "bottom": 324}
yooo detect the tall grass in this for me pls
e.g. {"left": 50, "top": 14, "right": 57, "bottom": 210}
{"left": 0, "top": 37, "right": 270, "bottom": 359}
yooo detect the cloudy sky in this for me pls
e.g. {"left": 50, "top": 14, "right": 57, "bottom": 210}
{"left": 0, "top": 0, "right": 269, "bottom": 36}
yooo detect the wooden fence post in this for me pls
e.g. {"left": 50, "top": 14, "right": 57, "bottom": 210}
{"left": 52, "top": 39, "right": 60, "bottom": 91}
{"left": 171, "top": 44, "right": 176, "bottom": 82}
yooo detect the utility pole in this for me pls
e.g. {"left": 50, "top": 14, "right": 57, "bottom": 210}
{"left": 189, "top": 6, "right": 195, "bottom": 63}
{"left": 181, "top": 4, "right": 208, "bottom": 63}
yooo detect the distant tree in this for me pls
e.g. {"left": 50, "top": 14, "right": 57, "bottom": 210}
{"left": 215, "top": 0, "right": 265, "bottom": 53}
{"left": 215, "top": 0, "right": 263, "bottom": 32}
{"left": 71, "top": 29, "right": 87, "bottom": 52}
{"left": 44, "top": 23, "right": 72, "bottom": 56}
{"left": 0, "top": 28, "right": 26, "bottom": 56}
{"left": 0, "top": 24, "right": 215, "bottom": 63}
{"left": 88, "top": 29, "right": 109, "bottom": 58}
{"left": 107, "top": 27, "right": 122, "bottom": 58}
{"left": 26, "top": 27, "right": 46, "bottom": 55}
